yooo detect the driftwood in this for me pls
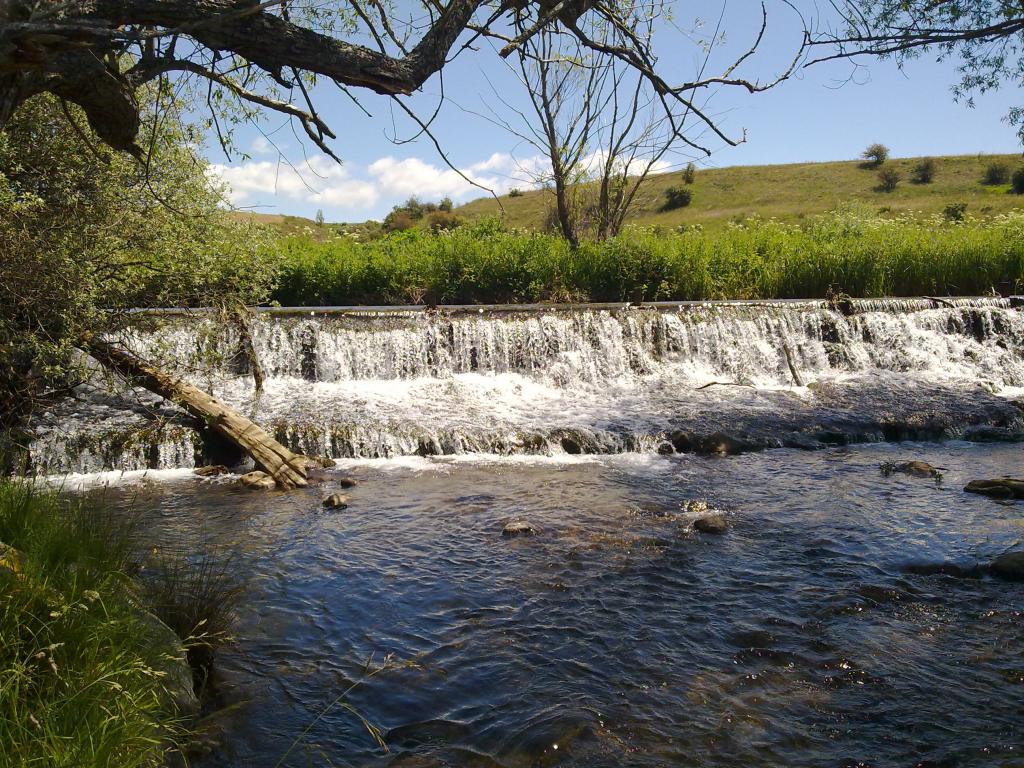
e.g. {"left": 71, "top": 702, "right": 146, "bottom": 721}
{"left": 781, "top": 343, "right": 805, "bottom": 387}
{"left": 81, "top": 334, "right": 307, "bottom": 489}
{"left": 924, "top": 296, "right": 956, "bottom": 308}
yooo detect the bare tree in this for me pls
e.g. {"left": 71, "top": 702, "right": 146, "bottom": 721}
{"left": 0, "top": 0, "right": 808, "bottom": 162}
{"left": 484, "top": 2, "right": 806, "bottom": 244}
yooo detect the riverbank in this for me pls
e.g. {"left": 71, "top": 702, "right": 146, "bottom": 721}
{"left": 0, "top": 480, "right": 203, "bottom": 767}
{"left": 274, "top": 208, "right": 1024, "bottom": 306}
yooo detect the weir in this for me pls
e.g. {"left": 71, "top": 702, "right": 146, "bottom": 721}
{"left": 32, "top": 297, "right": 1024, "bottom": 473}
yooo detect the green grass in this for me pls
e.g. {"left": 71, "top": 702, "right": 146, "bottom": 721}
{"left": 272, "top": 206, "right": 1024, "bottom": 306}
{"left": 457, "top": 153, "right": 1024, "bottom": 232}
{"left": 0, "top": 480, "right": 189, "bottom": 768}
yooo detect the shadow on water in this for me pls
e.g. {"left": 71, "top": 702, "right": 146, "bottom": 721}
{"left": 89, "top": 441, "right": 1024, "bottom": 768}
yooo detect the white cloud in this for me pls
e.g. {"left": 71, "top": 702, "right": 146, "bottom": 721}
{"left": 249, "top": 135, "right": 275, "bottom": 155}
{"left": 208, "top": 157, "right": 379, "bottom": 210}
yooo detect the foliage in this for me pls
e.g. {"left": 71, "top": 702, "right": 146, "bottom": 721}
{"left": 508, "top": 188, "right": 524, "bottom": 197}
{"left": 862, "top": 143, "right": 890, "bottom": 167}
{"left": 0, "top": 94, "right": 275, "bottom": 436}
{"left": 983, "top": 161, "right": 1010, "bottom": 185}
{"left": 662, "top": 186, "right": 693, "bottom": 211}
{"left": 877, "top": 167, "right": 901, "bottom": 192}
{"left": 683, "top": 162, "right": 697, "bottom": 184}
{"left": 273, "top": 210, "right": 1024, "bottom": 306}
{"left": 911, "top": 157, "right": 936, "bottom": 184}
{"left": 1013, "top": 167, "right": 1024, "bottom": 194}
{"left": 383, "top": 211, "right": 417, "bottom": 232}
{"left": 0, "top": 481, "right": 183, "bottom": 768}
{"left": 427, "top": 211, "right": 464, "bottom": 232}
{"left": 944, "top": 202, "right": 968, "bottom": 222}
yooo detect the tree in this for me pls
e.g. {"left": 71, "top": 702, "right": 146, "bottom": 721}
{"left": 0, "top": 93, "right": 274, "bottom": 448}
{"left": 0, "top": 1, "right": 809, "bottom": 165}
{"left": 862, "top": 143, "right": 889, "bottom": 167}
{"left": 490, "top": 5, "right": 803, "bottom": 245}
{"left": 983, "top": 161, "right": 1010, "bottom": 185}
{"left": 812, "top": 2, "right": 1024, "bottom": 138}
{"left": 315, "top": 208, "right": 325, "bottom": 226}
{"left": 911, "top": 157, "right": 935, "bottom": 184}
{"left": 683, "top": 163, "right": 697, "bottom": 185}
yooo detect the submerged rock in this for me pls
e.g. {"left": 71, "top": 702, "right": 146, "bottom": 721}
{"left": 693, "top": 514, "right": 729, "bottom": 535}
{"left": 880, "top": 460, "right": 943, "bottom": 479}
{"left": 964, "top": 478, "right": 1024, "bottom": 499}
{"left": 238, "top": 471, "right": 276, "bottom": 490}
{"left": 194, "top": 464, "right": 229, "bottom": 477}
{"left": 322, "top": 493, "right": 349, "bottom": 510}
{"left": 990, "top": 552, "right": 1024, "bottom": 582}
{"left": 335, "top": 476, "right": 357, "bottom": 489}
{"left": 502, "top": 520, "right": 538, "bottom": 538}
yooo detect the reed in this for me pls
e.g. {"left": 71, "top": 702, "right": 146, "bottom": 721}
{"left": 272, "top": 207, "right": 1024, "bottom": 306}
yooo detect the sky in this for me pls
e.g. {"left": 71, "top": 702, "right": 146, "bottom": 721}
{"left": 205, "top": 1, "right": 1024, "bottom": 222}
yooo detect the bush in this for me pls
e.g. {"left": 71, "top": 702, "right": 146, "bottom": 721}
{"left": 438, "top": 197, "right": 453, "bottom": 212}
{"left": 983, "top": 161, "right": 1011, "bottom": 185}
{"left": 508, "top": 187, "right": 524, "bottom": 197}
{"left": 877, "top": 167, "right": 900, "bottom": 192}
{"left": 427, "top": 210, "right": 463, "bottom": 232}
{"left": 911, "top": 157, "right": 936, "bottom": 184}
{"left": 1013, "top": 167, "right": 1024, "bottom": 194}
{"left": 662, "top": 186, "right": 693, "bottom": 211}
{"left": 682, "top": 162, "right": 697, "bottom": 184}
{"left": 383, "top": 210, "right": 417, "bottom": 232}
{"left": 861, "top": 143, "right": 890, "bottom": 167}
{"left": 944, "top": 202, "right": 968, "bottom": 222}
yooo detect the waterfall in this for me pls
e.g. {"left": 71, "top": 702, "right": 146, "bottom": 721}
{"left": 32, "top": 298, "right": 1024, "bottom": 473}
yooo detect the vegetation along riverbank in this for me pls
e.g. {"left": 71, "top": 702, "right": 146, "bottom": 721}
{"left": 0, "top": 479, "right": 236, "bottom": 767}
{"left": 274, "top": 207, "right": 1024, "bottom": 306}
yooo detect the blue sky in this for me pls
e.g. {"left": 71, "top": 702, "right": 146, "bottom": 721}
{"left": 206, "top": 1, "right": 1024, "bottom": 222}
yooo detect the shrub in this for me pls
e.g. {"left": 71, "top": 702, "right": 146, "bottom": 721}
{"left": 682, "top": 162, "right": 697, "bottom": 184}
{"left": 438, "top": 197, "right": 453, "bottom": 212}
{"left": 508, "top": 187, "right": 524, "bottom": 197}
{"left": 662, "top": 186, "right": 693, "bottom": 211}
{"left": 861, "top": 143, "right": 889, "bottom": 167}
{"left": 427, "top": 210, "right": 463, "bottom": 231}
{"left": 911, "top": 157, "right": 936, "bottom": 184}
{"left": 983, "top": 161, "right": 1011, "bottom": 185}
{"left": 877, "top": 167, "right": 900, "bottom": 192}
{"left": 944, "top": 202, "right": 968, "bottom": 221}
{"left": 1013, "top": 167, "right": 1024, "bottom": 194}
{"left": 383, "top": 211, "right": 417, "bottom": 232}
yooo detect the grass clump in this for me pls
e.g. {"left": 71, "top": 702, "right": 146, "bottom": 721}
{"left": 0, "top": 480, "right": 188, "bottom": 767}
{"left": 273, "top": 208, "right": 1024, "bottom": 306}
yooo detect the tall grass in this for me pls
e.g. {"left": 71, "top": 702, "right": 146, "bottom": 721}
{"left": 273, "top": 208, "right": 1024, "bottom": 306}
{"left": 0, "top": 480, "right": 214, "bottom": 768}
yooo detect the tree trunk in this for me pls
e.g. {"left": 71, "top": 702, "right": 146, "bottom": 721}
{"left": 81, "top": 334, "right": 307, "bottom": 488}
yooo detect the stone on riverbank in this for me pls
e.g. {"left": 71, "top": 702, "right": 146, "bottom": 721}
{"left": 990, "top": 552, "right": 1024, "bottom": 582}
{"left": 880, "top": 460, "right": 942, "bottom": 479}
{"left": 964, "top": 478, "right": 1024, "bottom": 499}
{"left": 322, "top": 493, "right": 349, "bottom": 509}
{"left": 502, "top": 520, "right": 538, "bottom": 538}
{"left": 239, "top": 471, "right": 276, "bottom": 490}
{"left": 693, "top": 515, "right": 729, "bottom": 535}
{"left": 194, "top": 464, "right": 229, "bottom": 477}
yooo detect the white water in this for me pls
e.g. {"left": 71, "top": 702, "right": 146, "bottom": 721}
{"left": 31, "top": 299, "right": 1024, "bottom": 473}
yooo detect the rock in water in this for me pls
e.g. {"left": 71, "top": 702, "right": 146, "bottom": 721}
{"left": 239, "top": 471, "right": 276, "bottom": 490}
{"left": 502, "top": 520, "right": 538, "bottom": 538}
{"left": 194, "top": 464, "right": 229, "bottom": 477}
{"left": 336, "top": 477, "right": 357, "bottom": 489}
{"left": 964, "top": 478, "right": 1024, "bottom": 499}
{"left": 990, "top": 552, "right": 1024, "bottom": 582}
{"left": 323, "top": 493, "right": 349, "bottom": 509}
{"left": 693, "top": 515, "right": 729, "bottom": 535}
{"left": 880, "top": 460, "right": 943, "bottom": 479}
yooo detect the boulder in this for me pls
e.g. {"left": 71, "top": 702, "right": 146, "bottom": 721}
{"left": 502, "top": 520, "right": 538, "bottom": 538}
{"left": 194, "top": 464, "right": 229, "bottom": 477}
{"left": 238, "top": 471, "right": 276, "bottom": 490}
{"left": 990, "top": 552, "right": 1024, "bottom": 582}
{"left": 693, "top": 514, "right": 729, "bottom": 535}
{"left": 880, "top": 460, "right": 943, "bottom": 479}
{"left": 335, "top": 476, "right": 357, "bottom": 489}
{"left": 964, "top": 478, "right": 1024, "bottom": 499}
{"left": 300, "top": 455, "right": 336, "bottom": 469}
{"left": 322, "top": 493, "right": 349, "bottom": 510}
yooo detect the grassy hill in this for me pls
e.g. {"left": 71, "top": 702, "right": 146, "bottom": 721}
{"left": 456, "top": 153, "right": 1024, "bottom": 231}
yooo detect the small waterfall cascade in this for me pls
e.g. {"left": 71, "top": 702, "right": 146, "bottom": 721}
{"left": 32, "top": 298, "right": 1024, "bottom": 473}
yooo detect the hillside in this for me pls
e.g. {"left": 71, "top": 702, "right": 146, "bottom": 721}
{"left": 456, "top": 153, "right": 1024, "bottom": 231}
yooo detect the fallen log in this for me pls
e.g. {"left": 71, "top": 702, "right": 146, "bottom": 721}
{"left": 81, "top": 334, "right": 307, "bottom": 489}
